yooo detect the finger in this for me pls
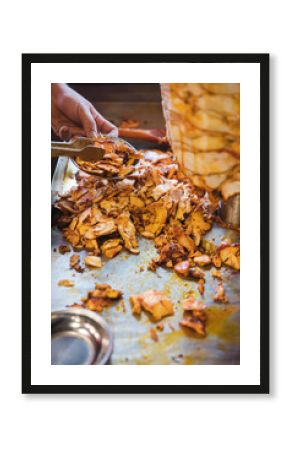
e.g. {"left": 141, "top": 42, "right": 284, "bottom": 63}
{"left": 78, "top": 104, "right": 98, "bottom": 138}
{"left": 90, "top": 106, "right": 118, "bottom": 136}
{"left": 52, "top": 104, "right": 81, "bottom": 140}
{"left": 68, "top": 127, "right": 86, "bottom": 139}
{"left": 59, "top": 126, "right": 86, "bottom": 141}
{"left": 99, "top": 120, "right": 118, "bottom": 135}
{"left": 107, "top": 128, "right": 119, "bottom": 137}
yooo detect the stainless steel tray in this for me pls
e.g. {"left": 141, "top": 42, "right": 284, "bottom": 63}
{"left": 51, "top": 92, "right": 240, "bottom": 365}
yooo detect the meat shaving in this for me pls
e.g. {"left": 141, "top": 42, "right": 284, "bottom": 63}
{"left": 212, "top": 270, "right": 222, "bottom": 280}
{"left": 198, "top": 279, "right": 205, "bottom": 295}
{"left": 58, "top": 279, "right": 74, "bottom": 287}
{"left": 130, "top": 290, "right": 174, "bottom": 322}
{"left": 179, "top": 294, "right": 207, "bottom": 337}
{"left": 213, "top": 282, "right": 228, "bottom": 304}
{"left": 69, "top": 254, "right": 84, "bottom": 273}
{"left": 150, "top": 328, "right": 159, "bottom": 342}
{"left": 84, "top": 256, "right": 102, "bottom": 269}
{"left": 174, "top": 260, "right": 190, "bottom": 277}
{"left": 58, "top": 245, "right": 71, "bottom": 254}
{"left": 81, "top": 283, "right": 122, "bottom": 312}
{"left": 156, "top": 322, "right": 164, "bottom": 331}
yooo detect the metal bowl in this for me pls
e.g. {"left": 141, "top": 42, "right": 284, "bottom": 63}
{"left": 51, "top": 308, "right": 113, "bottom": 365}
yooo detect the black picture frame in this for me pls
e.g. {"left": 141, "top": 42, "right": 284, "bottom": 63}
{"left": 22, "top": 53, "right": 269, "bottom": 394}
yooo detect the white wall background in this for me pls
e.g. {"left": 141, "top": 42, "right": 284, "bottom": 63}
{"left": 0, "top": 1, "right": 286, "bottom": 449}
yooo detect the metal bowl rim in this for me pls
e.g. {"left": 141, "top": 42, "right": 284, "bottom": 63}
{"left": 51, "top": 308, "right": 113, "bottom": 365}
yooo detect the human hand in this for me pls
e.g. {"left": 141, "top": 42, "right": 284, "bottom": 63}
{"left": 51, "top": 84, "right": 118, "bottom": 141}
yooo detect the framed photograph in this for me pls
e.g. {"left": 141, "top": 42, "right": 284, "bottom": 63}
{"left": 22, "top": 53, "right": 269, "bottom": 394}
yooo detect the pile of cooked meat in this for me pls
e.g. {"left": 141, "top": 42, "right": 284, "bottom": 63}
{"left": 55, "top": 137, "right": 240, "bottom": 336}
{"left": 55, "top": 137, "right": 240, "bottom": 275}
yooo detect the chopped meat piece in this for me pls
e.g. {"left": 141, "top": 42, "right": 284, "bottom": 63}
{"left": 56, "top": 200, "right": 78, "bottom": 214}
{"left": 212, "top": 255, "right": 222, "bottom": 268}
{"left": 90, "top": 219, "right": 117, "bottom": 237}
{"left": 130, "top": 290, "right": 174, "bottom": 322}
{"left": 81, "top": 283, "right": 122, "bottom": 312}
{"left": 150, "top": 328, "right": 159, "bottom": 342}
{"left": 77, "top": 223, "right": 91, "bottom": 236}
{"left": 143, "top": 204, "right": 168, "bottom": 237}
{"left": 141, "top": 290, "right": 174, "bottom": 321}
{"left": 175, "top": 190, "right": 192, "bottom": 220}
{"left": 84, "top": 239, "right": 99, "bottom": 254}
{"left": 84, "top": 256, "right": 102, "bottom": 268}
{"left": 185, "top": 211, "right": 211, "bottom": 245}
{"left": 189, "top": 268, "right": 205, "bottom": 279}
{"left": 96, "top": 163, "right": 120, "bottom": 174}
{"left": 84, "top": 299, "right": 110, "bottom": 312}
{"left": 101, "top": 239, "right": 123, "bottom": 258}
{"left": 198, "top": 279, "right": 205, "bottom": 295}
{"left": 180, "top": 315, "right": 206, "bottom": 336}
{"left": 78, "top": 206, "right": 92, "bottom": 224}
{"left": 117, "top": 212, "right": 139, "bottom": 254}
{"left": 219, "top": 245, "right": 240, "bottom": 270}
{"left": 130, "top": 195, "right": 145, "bottom": 208}
{"left": 151, "top": 183, "right": 172, "bottom": 201}
{"left": 174, "top": 260, "right": 190, "bottom": 277}
{"left": 58, "top": 245, "right": 71, "bottom": 254}
{"left": 69, "top": 254, "right": 84, "bottom": 273}
{"left": 174, "top": 226, "right": 195, "bottom": 255}
{"left": 179, "top": 295, "right": 207, "bottom": 337}
{"left": 202, "top": 239, "right": 217, "bottom": 255}
{"left": 104, "top": 287, "right": 122, "bottom": 299}
{"left": 120, "top": 300, "right": 126, "bottom": 312}
{"left": 63, "top": 228, "right": 80, "bottom": 247}
{"left": 213, "top": 282, "right": 228, "bottom": 304}
{"left": 130, "top": 296, "right": 142, "bottom": 315}
{"left": 194, "top": 255, "right": 211, "bottom": 266}
{"left": 158, "top": 242, "right": 186, "bottom": 265}
{"left": 212, "top": 270, "right": 222, "bottom": 280}
{"left": 58, "top": 279, "right": 74, "bottom": 287}
{"left": 156, "top": 322, "right": 164, "bottom": 331}
{"left": 147, "top": 259, "right": 157, "bottom": 272}
{"left": 69, "top": 217, "right": 79, "bottom": 230}
{"left": 181, "top": 294, "right": 205, "bottom": 311}
{"left": 70, "top": 254, "right": 80, "bottom": 267}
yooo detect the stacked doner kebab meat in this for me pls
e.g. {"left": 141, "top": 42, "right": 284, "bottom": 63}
{"left": 161, "top": 83, "right": 240, "bottom": 201}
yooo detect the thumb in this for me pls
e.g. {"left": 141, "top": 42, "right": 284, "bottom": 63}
{"left": 79, "top": 104, "right": 98, "bottom": 138}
